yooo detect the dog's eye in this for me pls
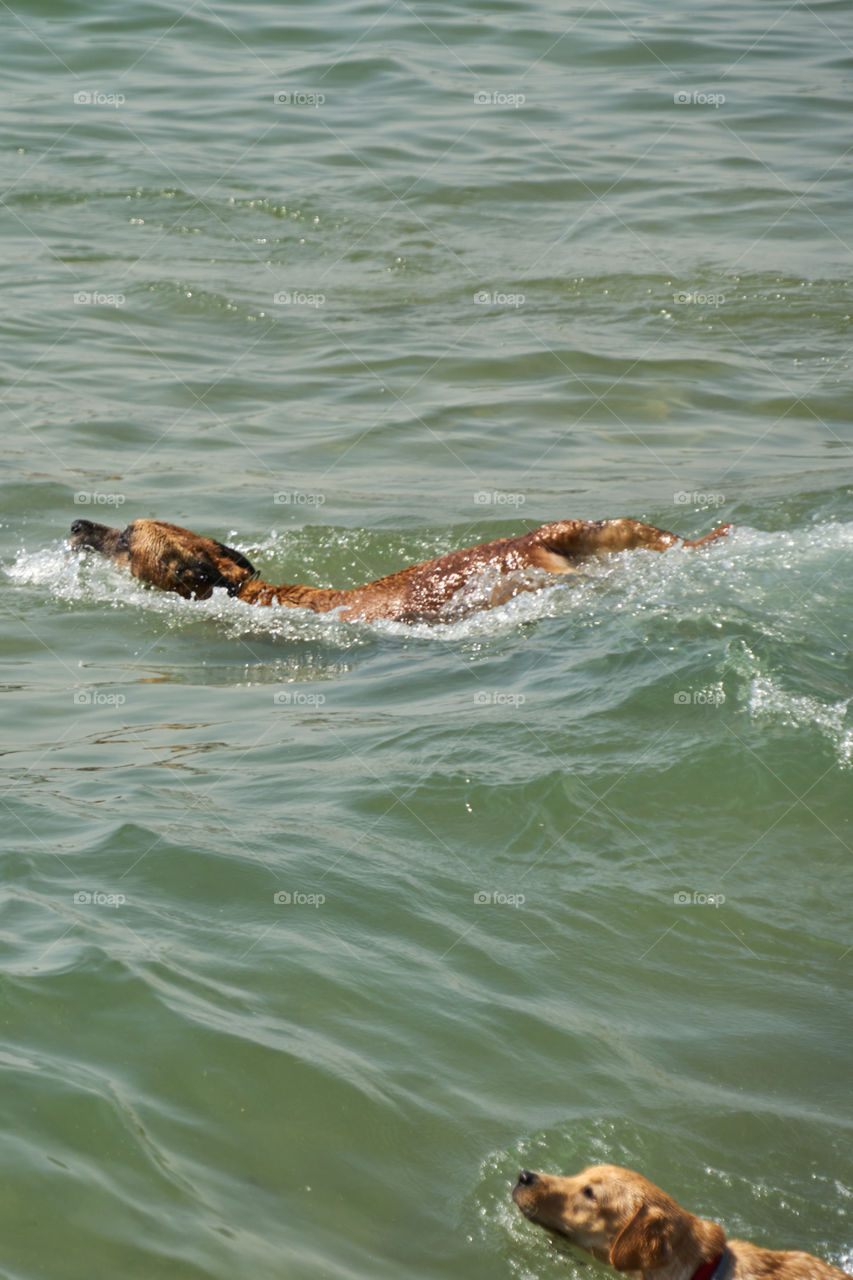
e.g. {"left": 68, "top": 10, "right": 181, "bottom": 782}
{"left": 581, "top": 1185, "right": 596, "bottom": 1200}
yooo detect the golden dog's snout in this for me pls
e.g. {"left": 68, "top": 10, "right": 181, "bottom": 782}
{"left": 511, "top": 1169, "right": 543, "bottom": 1215}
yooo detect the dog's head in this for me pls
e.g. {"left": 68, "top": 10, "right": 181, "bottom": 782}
{"left": 70, "top": 518, "right": 257, "bottom": 600}
{"left": 69, "top": 519, "right": 131, "bottom": 564}
{"left": 512, "top": 1165, "right": 725, "bottom": 1275}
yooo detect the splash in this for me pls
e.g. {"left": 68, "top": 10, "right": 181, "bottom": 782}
{"left": 8, "top": 537, "right": 578, "bottom": 645}
{"left": 8, "top": 519, "right": 853, "bottom": 663}
{"left": 748, "top": 674, "right": 851, "bottom": 767}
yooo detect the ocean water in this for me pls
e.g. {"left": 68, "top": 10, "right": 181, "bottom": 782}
{"left": 2, "top": 1, "right": 852, "bottom": 1278}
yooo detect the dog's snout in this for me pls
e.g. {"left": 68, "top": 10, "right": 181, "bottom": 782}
{"left": 517, "top": 1170, "right": 538, "bottom": 1187}
{"left": 70, "top": 519, "right": 101, "bottom": 543}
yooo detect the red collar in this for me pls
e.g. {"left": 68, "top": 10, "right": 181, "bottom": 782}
{"left": 691, "top": 1254, "right": 725, "bottom": 1280}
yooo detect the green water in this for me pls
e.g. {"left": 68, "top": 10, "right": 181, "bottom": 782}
{"left": 2, "top": 1, "right": 852, "bottom": 1277}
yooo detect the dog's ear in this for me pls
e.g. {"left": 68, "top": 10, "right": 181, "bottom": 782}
{"left": 201, "top": 539, "right": 258, "bottom": 595}
{"left": 609, "top": 1204, "right": 673, "bottom": 1273}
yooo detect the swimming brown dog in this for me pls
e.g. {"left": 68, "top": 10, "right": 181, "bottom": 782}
{"left": 69, "top": 516, "right": 731, "bottom": 623}
{"left": 512, "top": 1166, "right": 851, "bottom": 1280}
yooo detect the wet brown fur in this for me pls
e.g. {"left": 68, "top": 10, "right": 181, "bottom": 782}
{"left": 512, "top": 1165, "right": 850, "bottom": 1280}
{"left": 69, "top": 516, "right": 732, "bottom": 624}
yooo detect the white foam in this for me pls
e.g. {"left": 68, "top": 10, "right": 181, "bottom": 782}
{"left": 8, "top": 544, "right": 86, "bottom": 595}
{"left": 748, "top": 674, "right": 851, "bottom": 767}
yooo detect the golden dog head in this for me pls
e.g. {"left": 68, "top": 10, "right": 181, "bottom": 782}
{"left": 512, "top": 1165, "right": 725, "bottom": 1274}
{"left": 70, "top": 518, "right": 256, "bottom": 600}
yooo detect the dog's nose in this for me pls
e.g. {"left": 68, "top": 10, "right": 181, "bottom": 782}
{"left": 517, "top": 1170, "right": 538, "bottom": 1187}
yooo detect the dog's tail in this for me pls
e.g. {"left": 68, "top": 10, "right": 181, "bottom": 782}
{"left": 534, "top": 518, "right": 731, "bottom": 561}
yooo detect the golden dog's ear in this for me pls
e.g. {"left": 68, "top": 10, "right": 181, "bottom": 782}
{"left": 610, "top": 1204, "right": 673, "bottom": 1273}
